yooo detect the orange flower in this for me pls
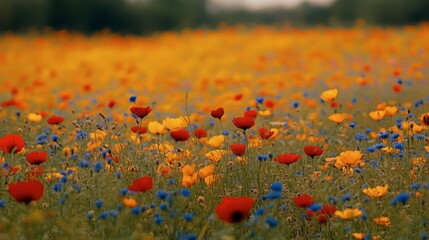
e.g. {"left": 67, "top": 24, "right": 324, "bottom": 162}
{"left": 320, "top": 88, "right": 338, "bottom": 102}
{"left": 362, "top": 185, "right": 388, "bottom": 198}
{"left": 374, "top": 216, "right": 391, "bottom": 227}
{"left": 122, "top": 198, "right": 138, "bottom": 208}
{"left": 369, "top": 110, "right": 385, "bottom": 121}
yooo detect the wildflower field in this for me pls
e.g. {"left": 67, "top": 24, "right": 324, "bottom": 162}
{"left": 0, "top": 25, "right": 429, "bottom": 239}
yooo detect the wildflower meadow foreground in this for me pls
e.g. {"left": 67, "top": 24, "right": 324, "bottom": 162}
{"left": 1, "top": 25, "right": 429, "bottom": 239}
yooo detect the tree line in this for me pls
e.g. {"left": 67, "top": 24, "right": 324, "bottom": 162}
{"left": 0, "top": 0, "right": 428, "bottom": 34}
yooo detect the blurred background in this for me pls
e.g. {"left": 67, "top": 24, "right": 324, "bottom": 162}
{"left": 1, "top": 0, "right": 429, "bottom": 34}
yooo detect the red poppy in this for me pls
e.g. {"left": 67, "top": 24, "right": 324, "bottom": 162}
{"left": 215, "top": 196, "right": 254, "bottom": 224}
{"left": 131, "top": 126, "right": 147, "bottom": 134}
{"left": 232, "top": 117, "right": 255, "bottom": 131}
{"left": 47, "top": 115, "right": 64, "bottom": 125}
{"left": 1, "top": 99, "right": 17, "bottom": 108}
{"left": 28, "top": 166, "right": 45, "bottom": 179}
{"left": 108, "top": 100, "right": 116, "bottom": 108}
{"left": 259, "top": 128, "right": 274, "bottom": 139}
{"left": 105, "top": 153, "right": 120, "bottom": 163}
{"left": 234, "top": 93, "right": 243, "bottom": 101}
{"left": 8, "top": 180, "right": 44, "bottom": 204}
{"left": 211, "top": 107, "right": 224, "bottom": 119}
{"left": 244, "top": 110, "right": 258, "bottom": 119}
{"left": 320, "top": 204, "right": 337, "bottom": 217}
{"left": 193, "top": 128, "right": 207, "bottom": 138}
{"left": 230, "top": 143, "right": 246, "bottom": 156}
{"left": 274, "top": 154, "right": 300, "bottom": 165}
{"left": 26, "top": 151, "right": 48, "bottom": 165}
{"left": 293, "top": 194, "right": 314, "bottom": 208}
{"left": 0, "top": 134, "right": 25, "bottom": 154}
{"left": 306, "top": 205, "right": 336, "bottom": 223}
{"left": 393, "top": 84, "right": 402, "bottom": 93}
{"left": 330, "top": 101, "right": 339, "bottom": 108}
{"left": 422, "top": 114, "right": 429, "bottom": 126}
{"left": 130, "top": 106, "right": 152, "bottom": 119}
{"left": 128, "top": 176, "right": 153, "bottom": 192}
{"left": 303, "top": 146, "right": 323, "bottom": 159}
{"left": 170, "top": 129, "right": 190, "bottom": 142}
{"left": 264, "top": 99, "right": 275, "bottom": 108}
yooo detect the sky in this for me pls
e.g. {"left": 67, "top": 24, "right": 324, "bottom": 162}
{"left": 211, "top": 0, "right": 334, "bottom": 10}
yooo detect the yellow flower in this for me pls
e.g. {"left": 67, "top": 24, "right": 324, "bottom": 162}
{"left": 122, "top": 198, "right": 138, "bottom": 208}
{"left": 28, "top": 113, "right": 43, "bottom": 122}
{"left": 362, "top": 184, "right": 388, "bottom": 198}
{"left": 412, "top": 157, "right": 427, "bottom": 166}
{"left": 352, "top": 233, "right": 380, "bottom": 240}
{"left": 198, "top": 164, "right": 215, "bottom": 178}
{"left": 163, "top": 117, "right": 187, "bottom": 131}
{"left": 328, "top": 113, "right": 352, "bottom": 124}
{"left": 182, "top": 164, "right": 195, "bottom": 176}
{"left": 384, "top": 106, "right": 398, "bottom": 116}
{"left": 206, "top": 135, "right": 225, "bottom": 148}
{"left": 320, "top": 88, "right": 338, "bottom": 102}
{"left": 410, "top": 122, "right": 424, "bottom": 133}
{"left": 182, "top": 173, "right": 198, "bottom": 187}
{"left": 369, "top": 110, "right": 385, "bottom": 121}
{"left": 374, "top": 216, "right": 391, "bottom": 227}
{"left": 205, "top": 150, "right": 227, "bottom": 162}
{"left": 258, "top": 109, "right": 272, "bottom": 116}
{"left": 381, "top": 147, "right": 400, "bottom": 154}
{"left": 45, "top": 172, "right": 62, "bottom": 182}
{"left": 148, "top": 121, "right": 166, "bottom": 135}
{"left": 204, "top": 174, "right": 220, "bottom": 186}
{"left": 90, "top": 130, "right": 108, "bottom": 141}
{"left": 334, "top": 208, "right": 362, "bottom": 220}
{"left": 334, "top": 150, "right": 363, "bottom": 168}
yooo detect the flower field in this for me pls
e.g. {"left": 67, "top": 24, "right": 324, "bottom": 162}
{"left": 0, "top": 25, "right": 429, "bottom": 239}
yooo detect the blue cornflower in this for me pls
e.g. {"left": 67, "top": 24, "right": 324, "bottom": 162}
{"left": 129, "top": 96, "right": 137, "bottom": 103}
{"left": 156, "top": 190, "right": 169, "bottom": 200}
{"left": 179, "top": 233, "right": 197, "bottom": 240}
{"left": 93, "top": 161, "right": 103, "bottom": 173}
{"left": 349, "top": 122, "right": 356, "bottom": 128}
{"left": 79, "top": 160, "right": 90, "bottom": 168}
{"left": 182, "top": 213, "right": 194, "bottom": 222}
{"left": 98, "top": 212, "right": 109, "bottom": 220}
{"left": 308, "top": 203, "right": 322, "bottom": 212}
{"left": 355, "top": 133, "right": 367, "bottom": 142}
{"left": 262, "top": 192, "right": 282, "bottom": 200}
{"left": 86, "top": 212, "right": 94, "bottom": 220}
{"left": 270, "top": 182, "right": 283, "bottom": 192}
{"left": 367, "top": 146, "right": 376, "bottom": 153}
{"left": 159, "top": 203, "right": 167, "bottom": 211}
{"left": 181, "top": 189, "right": 190, "bottom": 197}
{"left": 53, "top": 183, "right": 62, "bottom": 192}
{"left": 95, "top": 200, "right": 103, "bottom": 208}
{"left": 51, "top": 134, "right": 59, "bottom": 142}
{"left": 411, "top": 183, "right": 420, "bottom": 190}
{"left": 265, "top": 217, "right": 278, "bottom": 228}
{"left": 154, "top": 214, "right": 164, "bottom": 224}
{"left": 293, "top": 101, "right": 299, "bottom": 108}
{"left": 416, "top": 135, "right": 426, "bottom": 140}
{"left": 0, "top": 200, "right": 6, "bottom": 207}
{"left": 391, "top": 192, "right": 411, "bottom": 206}
{"left": 255, "top": 207, "right": 265, "bottom": 216}
{"left": 256, "top": 97, "right": 264, "bottom": 104}
{"left": 394, "top": 142, "right": 404, "bottom": 150}
{"left": 341, "top": 193, "right": 352, "bottom": 203}
{"left": 328, "top": 196, "right": 338, "bottom": 205}
{"left": 131, "top": 206, "right": 142, "bottom": 215}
